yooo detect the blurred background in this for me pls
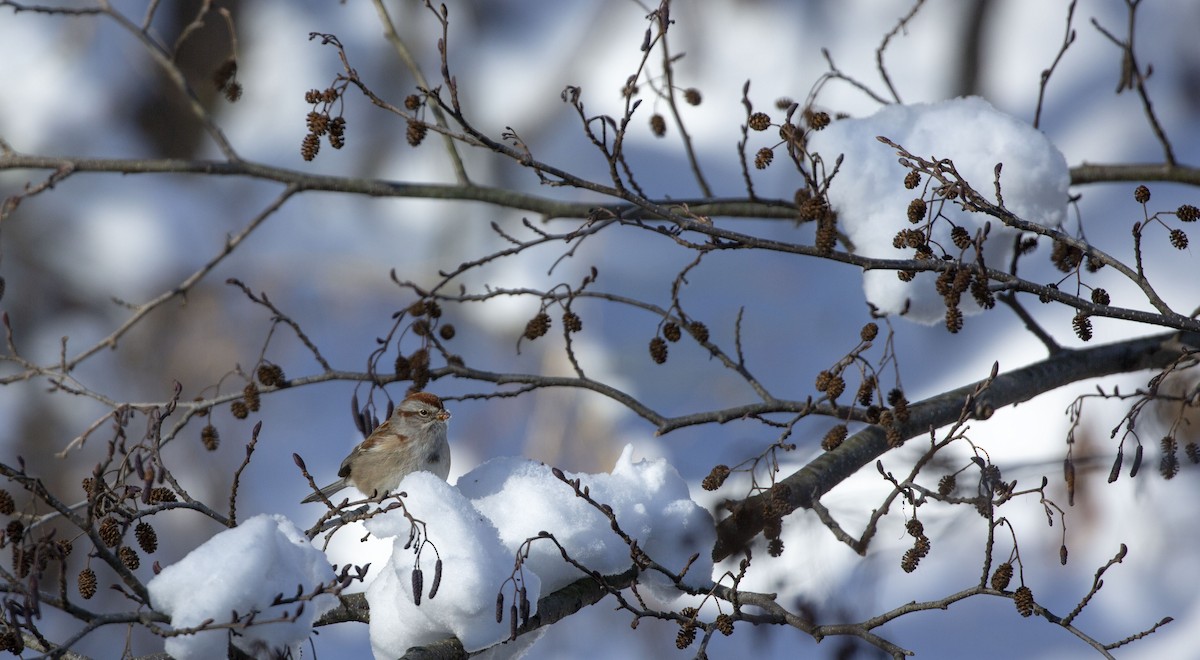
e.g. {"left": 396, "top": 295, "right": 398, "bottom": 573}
{"left": 1, "top": 0, "right": 1198, "bottom": 657}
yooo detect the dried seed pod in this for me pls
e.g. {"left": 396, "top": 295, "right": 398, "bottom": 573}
{"left": 78, "top": 568, "right": 98, "bottom": 599}
{"left": 0, "top": 490, "right": 13, "bottom": 516}
{"left": 148, "top": 487, "right": 177, "bottom": 504}
{"left": 1072, "top": 313, "right": 1093, "bottom": 342}
{"left": 701, "top": 465, "right": 731, "bottom": 491}
{"left": 900, "top": 547, "right": 921, "bottom": 573}
{"left": 404, "top": 94, "right": 422, "bottom": 110}
{"left": 306, "top": 111, "right": 329, "bottom": 136}
{"left": 662, "top": 322, "right": 682, "bottom": 342}
{"left": 1133, "top": 184, "right": 1150, "bottom": 203}
{"left": 914, "top": 536, "right": 931, "bottom": 559}
{"left": 523, "top": 312, "right": 551, "bottom": 340}
{"left": 715, "top": 613, "right": 734, "bottom": 636}
{"left": 748, "top": 112, "right": 771, "bottom": 131}
{"left": 242, "top": 383, "right": 262, "bottom": 412}
{"left": 119, "top": 546, "right": 140, "bottom": 570}
{"left": 950, "top": 226, "right": 971, "bottom": 250}
{"left": 937, "top": 473, "right": 956, "bottom": 496}
{"left": 798, "top": 194, "right": 827, "bottom": 221}
{"left": 649, "top": 113, "right": 667, "bottom": 137}
{"left": 860, "top": 322, "right": 879, "bottom": 342}
{"left": 971, "top": 274, "right": 996, "bottom": 309}
{"left": 328, "top": 117, "right": 346, "bottom": 149}
{"left": 890, "top": 392, "right": 910, "bottom": 423}
{"left": 5, "top": 520, "right": 23, "bottom": 544}
{"left": 257, "top": 363, "right": 285, "bottom": 387}
{"left": 1050, "top": 239, "right": 1083, "bottom": 273}
{"left": 230, "top": 400, "right": 249, "bottom": 420}
{"left": 907, "top": 198, "right": 927, "bottom": 223}
{"left": 807, "top": 110, "right": 831, "bottom": 130}
{"left": 1091, "top": 288, "right": 1110, "bottom": 306}
{"left": 675, "top": 624, "right": 697, "bottom": 649}
{"left": 1177, "top": 204, "right": 1199, "bottom": 222}
{"left": 562, "top": 311, "right": 582, "bottom": 333}
{"left": 649, "top": 337, "right": 668, "bottom": 364}
{"left": 409, "top": 348, "right": 431, "bottom": 390}
{"left": 905, "top": 518, "right": 924, "bottom": 538}
{"left": 767, "top": 537, "right": 784, "bottom": 557}
{"left": 438, "top": 324, "right": 456, "bottom": 341}
{"left": 301, "top": 133, "right": 320, "bottom": 161}
{"left": 201, "top": 424, "right": 220, "bottom": 451}
{"left": 821, "top": 424, "right": 848, "bottom": 451}
{"left": 394, "top": 354, "right": 412, "bottom": 379}
{"left": 990, "top": 562, "right": 1013, "bottom": 591}
{"left": 1161, "top": 435, "right": 1180, "bottom": 479}
{"left": 815, "top": 370, "right": 833, "bottom": 392}
{"left": 945, "top": 306, "right": 964, "bottom": 333}
{"left": 1169, "top": 228, "right": 1188, "bottom": 250}
{"left": 135, "top": 522, "right": 158, "bottom": 554}
{"left": 754, "top": 147, "right": 774, "bottom": 169}
{"left": 815, "top": 216, "right": 837, "bottom": 254}
{"left": 897, "top": 228, "right": 926, "bottom": 250}
{"left": 406, "top": 119, "right": 428, "bottom": 147}
{"left": 683, "top": 88, "right": 701, "bottom": 106}
{"left": 98, "top": 517, "right": 121, "bottom": 548}
{"left": 688, "top": 321, "right": 709, "bottom": 343}
{"left": 1014, "top": 585, "right": 1035, "bottom": 617}
{"left": 857, "top": 376, "right": 876, "bottom": 406}
{"left": 903, "top": 171, "right": 921, "bottom": 190}
{"left": 825, "top": 374, "right": 845, "bottom": 401}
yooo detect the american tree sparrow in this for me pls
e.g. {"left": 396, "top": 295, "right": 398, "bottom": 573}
{"left": 301, "top": 391, "right": 451, "bottom": 503}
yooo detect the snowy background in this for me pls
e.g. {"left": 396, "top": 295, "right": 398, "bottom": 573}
{"left": 2, "top": 0, "right": 1199, "bottom": 658}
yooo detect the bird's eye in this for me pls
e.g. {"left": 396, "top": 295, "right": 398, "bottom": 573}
{"left": 419, "top": 409, "right": 430, "bottom": 417}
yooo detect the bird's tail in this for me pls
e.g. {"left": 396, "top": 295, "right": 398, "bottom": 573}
{"left": 301, "top": 479, "right": 347, "bottom": 504}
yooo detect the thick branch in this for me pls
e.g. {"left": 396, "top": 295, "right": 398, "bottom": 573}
{"left": 713, "top": 330, "right": 1196, "bottom": 561}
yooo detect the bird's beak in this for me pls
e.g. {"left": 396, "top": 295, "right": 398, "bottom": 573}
{"left": 437, "top": 409, "right": 451, "bottom": 422}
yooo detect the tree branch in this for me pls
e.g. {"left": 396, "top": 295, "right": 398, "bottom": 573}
{"left": 713, "top": 329, "right": 1196, "bottom": 560}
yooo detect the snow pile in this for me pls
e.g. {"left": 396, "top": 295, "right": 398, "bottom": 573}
{"left": 364, "top": 471, "right": 523, "bottom": 657}
{"left": 365, "top": 445, "right": 715, "bottom": 657}
{"left": 147, "top": 514, "right": 338, "bottom": 659}
{"left": 808, "top": 96, "right": 1070, "bottom": 323}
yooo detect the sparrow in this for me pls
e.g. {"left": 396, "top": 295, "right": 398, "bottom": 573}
{"left": 302, "top": 391, "right": 451, "bottom": 503}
